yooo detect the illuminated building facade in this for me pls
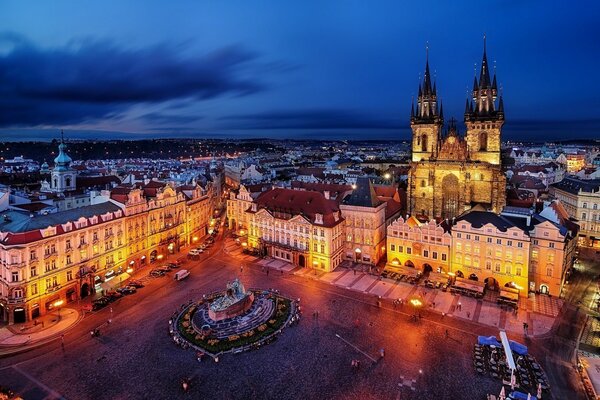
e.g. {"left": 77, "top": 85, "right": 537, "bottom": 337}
{"left": 340, "top": 177, "right": 387, "bottom": 265}
{"left": 246, "top": 188, "right": 345, "bottom": 272}
{"left": 386, "top": 216, "right": 452, "bottom": 273}
{"left": 0, "top": 178, "right": 212, "bottom": 324}
{"left": 407, "top": 41, "right": 506, "bottom": 219}
{"left": 550, "top": 177, "right": 600, "bottom": 247}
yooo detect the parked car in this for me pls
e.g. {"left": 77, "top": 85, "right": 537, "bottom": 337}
{"left": 158, "top": 266, "right": 171, "bottom": 273}
{"left": 188, "top": 249, "right": 202, "bottom": 256}
{"left": 150, "top": 269, "right": 165, "bottom": 277}
{"left": 117, "top": 286, "right": 137, "bottom": 295}
{"left": 128, "top": 280, "right": 144, "bottom": 288}
{"left": 441, "top": 283, "right": 449, "bottom": 292}
{"left": 106, "top": 290, "right": 124, "bottom": 300}
{"left": 167, "top": 262, "right": 180, "bottom": 269}
{"left": 425, "top": 280, "right": 435, "bottom": 289}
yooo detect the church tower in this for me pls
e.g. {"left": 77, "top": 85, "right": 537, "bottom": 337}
{"left": 411, "top": 48, "right": 443, "bottom": 162}
{"left": 51, "top": 132, "right": 76, "bottom": 193}
{"left": 464, "top": 36, "right": 504, "bottom": 165}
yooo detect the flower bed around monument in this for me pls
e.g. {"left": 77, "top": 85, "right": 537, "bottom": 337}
{"left": 176, "top": 290, "right": 294, "bottom": 354}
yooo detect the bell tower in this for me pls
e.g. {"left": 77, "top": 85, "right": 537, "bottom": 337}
{"left": 464, "top": 36, "right": 504, "bottom": 165}
{"left": 51, "top": 131, "right": 76, "bottom": 193}
{"left": 411, "top": 46, "right": 443, "bottom": 162}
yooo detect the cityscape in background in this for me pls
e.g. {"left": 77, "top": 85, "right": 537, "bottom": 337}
{"left": 1, "top": 1, "right": 599, "bottom": 400}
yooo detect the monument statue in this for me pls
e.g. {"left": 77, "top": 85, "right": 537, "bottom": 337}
{"left": 209, "top": 278, "right": 254, "bottom": 321}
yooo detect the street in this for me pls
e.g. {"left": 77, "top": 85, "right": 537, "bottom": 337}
{"left": 0, "top": 230, "right": 586, "bottom": 399}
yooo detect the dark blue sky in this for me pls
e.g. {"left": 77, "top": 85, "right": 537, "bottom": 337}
{"left": 1, "top": 1, "right": 599, "bottom": 141}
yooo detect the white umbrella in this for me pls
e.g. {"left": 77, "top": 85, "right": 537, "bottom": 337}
{"left": 510, "top": 370, "right": 517, "bottom": 390}
{"left": 499, "top": 386, "right": 506, "bottom": 400}
{"left": 537, "top": 382, "right": 542, "bottom": 399}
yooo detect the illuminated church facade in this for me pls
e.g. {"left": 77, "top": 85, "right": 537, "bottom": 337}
{"left": 407, "top": 40, "right": 506, "bottom": 220}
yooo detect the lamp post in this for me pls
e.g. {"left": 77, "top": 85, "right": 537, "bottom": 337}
{"left": 410, "top": 298, "right": 422, "bottom": 320}
{"left": 53, "top": 299, "right": 64, "bottom": 320}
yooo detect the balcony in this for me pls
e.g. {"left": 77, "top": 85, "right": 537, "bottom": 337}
{"left": 44, "top": 251, "right": 57, "bottom": 259}
{"left": 7, "top": 297, "right": 25, "bottom": 304}
{"left": 9, "top": 261, "right": 26, "bottom": 268}
{"left": 46, "top": 284, "right": 62, "bottom": 293}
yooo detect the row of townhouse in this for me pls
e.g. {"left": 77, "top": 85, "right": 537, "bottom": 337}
{"left": 386, "top": 201, "right": 578, "bottom": 297}
{"left": 229, "top": 178, "right": 402, "bottom": 271}
{"left": 0, "top": 182, "right": 213, "bottom": 324}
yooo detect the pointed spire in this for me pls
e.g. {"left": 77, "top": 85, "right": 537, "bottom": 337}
{"left": 439, "top": 100, "right": 444, "bottom": 120}
{"left": 464, "top": 97, "right": 470, "bottom": 114}
{"left": 61, "top": 129, "right": 65, "bottom": 144}
{"left": 423, "top": 42, "right": 433, "bottom": 95}
{"left": 498, "top": 95, "right": 504, "bottom": 113}
{"left": 411, "top": 97, "right": 415, "bottom": 118}
{"left": 479, "top": 34, "right": 491, "bottom": 88}
{"left": 472, "top": 76, "right": 478, "bottom": 92}
{"left": 492, "top": 73, "right": 497, "bottom": 90}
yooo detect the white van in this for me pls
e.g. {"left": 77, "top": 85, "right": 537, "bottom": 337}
{"left": 174, "top": 269, "right": 190, "bottom": 281}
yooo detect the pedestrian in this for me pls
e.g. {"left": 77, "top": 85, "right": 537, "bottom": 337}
{"left": 445, "top": 329, "right": 449, "bottom": 338}
{"left": 467, "top": 311, "right": 471, "bottom": 318}
{"left": 240, "top": 265, "right": 243, "bottom": 273}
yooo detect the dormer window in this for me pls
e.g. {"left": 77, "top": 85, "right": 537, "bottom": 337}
{"left": 315, "top": 213, "right": 323, "bottom": 224}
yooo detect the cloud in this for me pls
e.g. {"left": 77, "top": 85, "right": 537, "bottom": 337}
{"left": 140, "top": 112, "right": 203, "bottom": 125}
{"left": 221, "top": 109, "right": 403, "bottom": 130}
{"left": 0, "top": 33, "right": 264, "bottom": 127}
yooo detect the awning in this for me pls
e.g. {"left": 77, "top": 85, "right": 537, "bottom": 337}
{"left": 100, "top": 273, "right": 131, "bottom": 291}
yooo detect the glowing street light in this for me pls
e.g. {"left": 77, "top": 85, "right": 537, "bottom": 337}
{"left": 53, "top": 299, "right": 65, "bottom": 318}
{"left": 384, "top": 173, "right": 391, "bottom": 180}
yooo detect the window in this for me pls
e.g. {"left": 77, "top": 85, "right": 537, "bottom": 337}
{"left": 582, "top": 212, "right": 587, "bottom": 220}
{"left": 11, "top": 271, "right": 19, "bottom": 282}
{"left": 320, "top": 244, "right": 325, "bottom": 253}
{"left": 456, "top": 242, "right": 462, "bottom": 251}
{"left": 532, "top": 250, "right": 538, "bottom": 259}
{"left": 549, "top": 242, "right": 555, "bottom": 248}
{"left": 474, "top": 235, "right": 480, "bottom": 241}
{"left": 487, "top": 237, "right": 493, "bottom": 243}
{"left": 31, "top": 266, "right": 37, "bottom": 277}
{"left": 432, "top": 251, "right": 438, "bottom": 259}
{"left": 495, "top": 249, "right": 502, "bottom": 258}
{"left": 30, "top": 250, "right": 37, "bottom": 260}
{"left": 441, "top": 253, "right": 447, "bottom": 261}
{"left": 486, "top": 260, "right": 492, "bottom": 270}
{"left": 31, "top": 284, "right": 38, "bottom": 295}
{"left": 66, "top": 270, "right": 73, "bottom": 281}
{"left": 533, "top": 239, "right": 539, "bottom": 245}
{"left": 546, "top": 267, "right": 553, "bottom": 277}
{"left": 457, "top": 233, "right": 462, "bottom": 238}
{"left": 583, "top": 202, "right": 588, "bottom": 209}
{"left": 313, "top": 243, "right": 317, "bottom": 252}
{"left": 505, "top": 265, "right": 511, "bottom": 274}
{"left": 424, "top": 250, "right": 429, "bottom": 258}
{"left": 466, "top": 234, "right": 471, "bottom": 240}
{"left": 516, "top": 267, "right": 522, "bottom": 276}
{"left": 497, "top": 239, "right": 502, "bottom": 245}
{"left": 507, "top": 240, "right": 512, "bottom": 246}
{"left": 398, "top": 246, "right": 403, "bottom": 253}
{"left": 66, "top": 255, "right": 72, "bottom": 265}
{"left": 66, "top": 240, "right": 71, "bottom": 250}
{"left": 495, "top": 263, "right": 501, "bottom": 272}
{"left": 390, "top": 244, "right": 396, "bottom": 252}
{"left": 406, "top": 247, "right": 412, "bottom": 255}
{"left": 517, "top": 243, "right": 523, "bottom": 248}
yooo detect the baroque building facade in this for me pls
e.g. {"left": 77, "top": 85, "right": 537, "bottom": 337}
{"left": 408, "top": 42, "right": 506, "bottom": 219}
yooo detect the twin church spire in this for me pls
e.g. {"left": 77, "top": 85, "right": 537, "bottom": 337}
{"left": 412, "top": 37, "right": 504, "bottom": 125}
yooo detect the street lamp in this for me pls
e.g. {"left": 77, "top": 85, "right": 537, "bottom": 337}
{"left": 409, "top": 298, "right": 422, "bottom": 320}
{"left": 53, "top": 299, "right": 64, "bottom": 320}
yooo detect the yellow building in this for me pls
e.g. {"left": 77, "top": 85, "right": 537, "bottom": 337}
{"left": 340, "top": 177, "right": 387, "bottom": 266}
{"left": 550, "top": 177, "right": 600, "bottom": 247}
{"left": 0, "top": 181, "right": 213, "bottom": 324}
{"left": 246, "top": 188, "right": 344, "bottom": 272}
{"left": 407, "top": 42, "right": 505, "bottom": 219}
{"left": 386, "top": 216, "right": 452, "bottom": 273}
{"left": 451, "top": 210, "right": 530, "bottom": 297}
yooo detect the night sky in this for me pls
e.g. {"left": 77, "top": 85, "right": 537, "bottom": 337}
{"left": 1, "top": 1, "right": 599, "bottom": 141}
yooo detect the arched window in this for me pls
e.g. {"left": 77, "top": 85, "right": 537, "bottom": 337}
{"left": 53, "top": 178, "right": 58, "bottom": 187}
{"left": 421, "top": 134, "right": 428, "bottom": 152}
{"left": 479, "top": 132, "right": 488, "bottom": 151}
{"left": 66, "top": 177, "right": 71, "bottom": 187}
{"left": 421, "top": 180, "right": 426, "bottom": 187}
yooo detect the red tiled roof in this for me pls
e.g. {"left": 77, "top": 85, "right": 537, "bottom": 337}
{"left": 251, "top": 188, "right": 343, "bottom": 227}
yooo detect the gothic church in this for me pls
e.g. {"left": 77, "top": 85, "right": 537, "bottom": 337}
{"left": 407, "top": 40, "right": 506, "bottom": 219}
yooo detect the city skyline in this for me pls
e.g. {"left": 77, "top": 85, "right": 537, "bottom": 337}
{"left": 1, "top": 1, "right": 600, "bottom": 141}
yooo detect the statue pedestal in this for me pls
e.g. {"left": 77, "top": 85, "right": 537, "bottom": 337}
{"left": 209, "top": 292, "right": 254, "bottom": 321}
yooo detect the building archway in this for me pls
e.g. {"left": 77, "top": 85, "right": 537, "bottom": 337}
{"left": 80, "top": 283, "right": 90, "bottom": 299}
{"left": 442, "top": 174, "right": 460, "bottom": 219}
{"left": 405, "top": 260, "right": 415, "bottom": 268}
{"left": 422, "top": 263, "right": 433, "bottom": 274}
{"left": 455, "top": 270, "right": 464, "bottom": 278}
{"left": 484, "top": 277, "right": 498, "bottom": 291}
{"left": 0, "top": 304, "right": 5, "bottom": 323}
{"left": 13, "top": 308, "right": 26, "bottom": 324}
{"left": 540, "top": 284, "right": 549, "bottom": 295}
{"left": 299, "top": 255, "right": 306, "bottom": 268}
{"left": 150, "top": 250, "right": 158, "bottom": 263}
{"left": 468, "top": 273, "right": 479, "bottom": 281}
